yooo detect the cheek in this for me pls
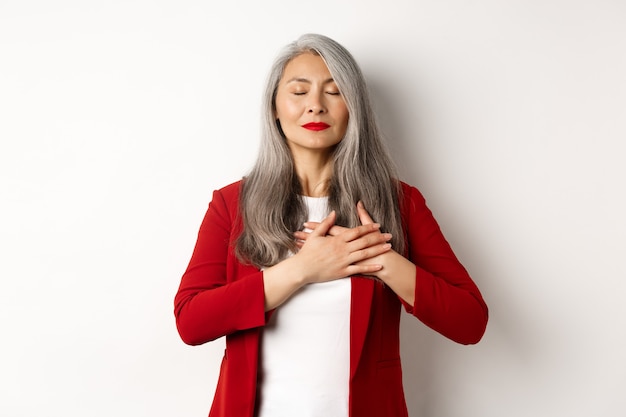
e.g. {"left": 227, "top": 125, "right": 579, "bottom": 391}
{"left": 337, "top": 105, "right": 349, "bottom": 131}
{"left": 275, "top": 92, "right": 302, "bottom": 120}
{"left": 276, "top": 102, "right": 297, "bottom": 122}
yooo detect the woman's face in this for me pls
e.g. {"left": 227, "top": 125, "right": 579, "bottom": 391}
{"left": 274, "top": 53, "right": 349, "bottom": 157}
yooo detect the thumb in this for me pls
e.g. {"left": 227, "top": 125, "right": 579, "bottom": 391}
{"left": 357, "top": 201, "right": 375, "bottom": 225}
{"left": 310, "top": 210, "right": 336, "bottom": 237}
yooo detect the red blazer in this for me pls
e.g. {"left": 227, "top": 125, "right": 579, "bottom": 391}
{"left": 174, "top": 180, "right": 488, "bottom": 417}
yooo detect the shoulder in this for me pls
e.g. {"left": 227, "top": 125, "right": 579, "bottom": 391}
{"left": 398, "top": 180, "right": 426, "bottom": 208}
{"left": 207, "top": 179, "right": 243, "bottom": 218}
{"left": 215, "top": 179, "right": 243, "bottom": 201}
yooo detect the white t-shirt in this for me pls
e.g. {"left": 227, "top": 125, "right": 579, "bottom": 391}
{"left": 256, "top": 196, "right": 351, "bottom": 417}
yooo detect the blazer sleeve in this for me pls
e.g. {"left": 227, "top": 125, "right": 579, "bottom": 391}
{"left": 401, "top": 183, "right": 488, "bottom": 344}
{"left": 174, "top": 186, "right": 266, "bottom": 345}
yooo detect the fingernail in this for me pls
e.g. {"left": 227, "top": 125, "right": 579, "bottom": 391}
{"left": 383, "top": 243, "right": 392, "bottom": 249}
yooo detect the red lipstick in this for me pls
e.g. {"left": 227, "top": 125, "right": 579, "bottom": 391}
{"left": 302, "top": 122, "right": 330, "bottom": 131}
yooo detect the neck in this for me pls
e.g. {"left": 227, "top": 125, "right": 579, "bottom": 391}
{"left": 291, "top": 150, "right": 333, "bottom": 197}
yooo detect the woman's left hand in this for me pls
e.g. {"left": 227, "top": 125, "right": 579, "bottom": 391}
{"left": 296, "top": 201, "right": 417, "bottom": 304}
{"left": 294, "top": 201, "right": 392, "bottom": 278}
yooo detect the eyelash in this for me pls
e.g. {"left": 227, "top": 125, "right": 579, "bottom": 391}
{"left": 293, "top": 91, "right": 340, "bottom": 96}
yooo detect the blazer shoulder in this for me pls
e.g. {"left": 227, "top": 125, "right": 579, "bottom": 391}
{"left": 213, "top": 179, "right": 243, "bottom": 207}
{"left": 217, "top": 179, "right": 243, "bottom": 197}
{"left": 398, "top": 180, "right": 426, "bottom": 206}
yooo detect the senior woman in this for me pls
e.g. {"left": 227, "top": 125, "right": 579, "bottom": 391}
{"left": 174, "top": 33, "right": 488, "bottom": 417}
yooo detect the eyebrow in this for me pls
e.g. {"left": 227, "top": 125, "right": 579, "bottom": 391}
{"left": 285, "top": 77, "right": 336, "bottom": 85}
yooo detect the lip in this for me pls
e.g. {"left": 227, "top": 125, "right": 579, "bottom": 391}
{"left": 302, "top": 122, "right": 330, "bottom": 131}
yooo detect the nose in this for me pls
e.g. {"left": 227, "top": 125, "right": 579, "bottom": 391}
{"left": 307, "top": 92, "right": 326, "bottom": 114}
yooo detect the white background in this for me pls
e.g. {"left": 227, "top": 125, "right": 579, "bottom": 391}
{"left": 1, "top": 1, "right": 625, "bottom": 416}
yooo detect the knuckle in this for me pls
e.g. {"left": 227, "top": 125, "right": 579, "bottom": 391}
{"left": 366, "top": 234, "right": 382, "bottom": 246}
{"left": 373, "top": 233, "right": 385, "bottom": 243}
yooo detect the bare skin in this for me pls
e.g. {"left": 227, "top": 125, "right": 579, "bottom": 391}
{"left": 294, "top": 201, "right": 417, "bottom": 306}
{"left": 262, "top": 53, "right": 417, "bottom": 311}
{"left": 263, "top": 210, "right": 393, "bottom": 310}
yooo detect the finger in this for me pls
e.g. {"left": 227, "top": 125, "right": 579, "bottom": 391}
{"left": 310, "top": 210, "right": 336, "bottom": 237}
{"left": 347, "top": 231, "right": 392, "bottom": 254}
{"left": 302, "top": 221, "right": 321, "bottom": 230}
{"left": 303, "top": 222, "right": 349, "bottom": 237}
{"left": 357, "top": 201, "right": 375, "bottom": 225}
{"left": 348, "top": 242, "right": 392, "bottom": 264}
{"left": 339, "top": 222, "right": 381, "bottom": 242}
{"left": 327, "top": 225, "right": 349, "bottom": 236}
{"left": 349, "top": 256, "right": 386, "bottom": 277}
{"left": 345, "top": 262, "right": 383, "bottom": 276}
{"left": 293, "top": 230, "right": 309, "bottom": 241}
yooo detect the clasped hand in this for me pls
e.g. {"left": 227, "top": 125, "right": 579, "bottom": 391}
{"left": 292, "top": 201, "right": 393, "bottom": 283}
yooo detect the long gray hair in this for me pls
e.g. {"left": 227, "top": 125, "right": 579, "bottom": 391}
{"left": 235, "top": 33, "right": 405, "bottom": 267}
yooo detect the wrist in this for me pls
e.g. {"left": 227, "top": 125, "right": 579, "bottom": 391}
{"left": 263, "top": 257, "right": 308, "bottom": 311}
{"left": 376, "top": 250, "right": 409, "bottom": 283}
{"left": 278, "top": 255, "right": 310, "bottom": 286}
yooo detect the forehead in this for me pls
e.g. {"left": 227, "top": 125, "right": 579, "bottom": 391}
{"left": 280, "top": 52, "right": 334, "bottom": 83}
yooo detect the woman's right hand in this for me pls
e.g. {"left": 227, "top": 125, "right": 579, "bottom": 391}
{"left": 261, "top": 210, "right": 392, "bottom": 310}
{"left": 292, "top": 210, "right": 392, "bottom": 283}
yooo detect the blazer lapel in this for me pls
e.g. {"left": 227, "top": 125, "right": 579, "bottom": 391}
{"left": 350, "top": 276, "right": 375, "bottom": 379}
